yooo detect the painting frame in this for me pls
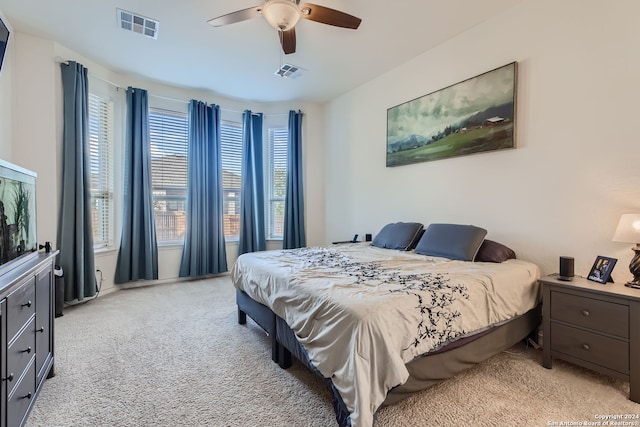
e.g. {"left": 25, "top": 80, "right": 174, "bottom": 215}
{"left": 386, "top": 62, "right": 517, "bottom": 167}
{"left": 587, "top": 255, "right": 617, "bottom": 284}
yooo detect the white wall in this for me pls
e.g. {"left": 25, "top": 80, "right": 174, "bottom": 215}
{"left": 324, "top": 0, "right": 640, "bottom": 281}
{"left": 12, "top": 33, "right": 58, "bottom": 249}
{"left": 0, "top": 10, "right": 12, "bottom": 161}
{"left": 6, "top": 31, "right": 326, "bottom": 297}
{"left": 10, "top": 0, "right": 636, "bottom": 295}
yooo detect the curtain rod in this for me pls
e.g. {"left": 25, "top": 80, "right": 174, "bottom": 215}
{"left": 55, "top": 57, "right": 292, "bottom": 117}
{"left": 56, "top": 58, "right": 122, "bottom": 90}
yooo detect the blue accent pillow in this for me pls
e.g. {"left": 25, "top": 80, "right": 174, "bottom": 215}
{"left": 371, "top": 222, "right": 424, "bottom": 251}
{"left": 414, "top": 224, "right": 487, "bottom": 261}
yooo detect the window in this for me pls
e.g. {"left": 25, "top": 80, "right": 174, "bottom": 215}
{"left": 149, "top": 108, "right": 188, "bottom": 243}
{"left": 268, "top": 128, "right": 288, "bottom": 239}
{"left": 88, "top": 93, "right": 114, "bottom": 249}
{"left": 143, "top": 113, "right": 285, "bottom": 243}
{"left": 220, "top": 121, "right": 243, "bottom": 240}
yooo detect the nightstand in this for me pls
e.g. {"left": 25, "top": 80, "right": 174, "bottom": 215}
{"left": 540, "top": 274, "right": 640, "bottom": 403}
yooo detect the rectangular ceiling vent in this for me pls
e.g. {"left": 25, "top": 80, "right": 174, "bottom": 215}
{"left": 274, "top": 64, "right": 305, "bottom": 79}
{"left": 117, "top": 8, "right": 159, "bottom": 39}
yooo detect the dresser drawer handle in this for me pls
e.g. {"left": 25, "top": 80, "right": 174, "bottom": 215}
{"left": 21, "top": 346, "right": 32, "bottom": 354}
{"left": 22, "top": 300, "right": 32, "bottom": 308}
{"left": 2, "top": 373, "right": 13, "bottom": 382}
{"left": 581, "top": 310, "right": 590, "bottom": 317}
{"left": 20, "top": 392, "right": 32, "bottom": 400}
{"left": 582, "top": 344, "right": 591, "bottom": 351}
{"left": 37, "top": 326, "right": 45, "bottom": 333}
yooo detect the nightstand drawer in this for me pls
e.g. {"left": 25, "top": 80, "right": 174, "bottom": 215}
{"left": 551, "top": 322, "right": 629, "bottom": 374}
{"left": 551, "top": 291, "right": 628, "bottom": 338}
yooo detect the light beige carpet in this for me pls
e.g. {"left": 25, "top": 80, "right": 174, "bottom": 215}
{"left": 26, "top": 276, "right": 640, "bottom": 427}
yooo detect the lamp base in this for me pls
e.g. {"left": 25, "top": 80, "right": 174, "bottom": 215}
{"left": 624, "top": 281, "right": 640, "bottom": 290}
{"left": 630, "top": 246, "right": 640, "bottom": 281}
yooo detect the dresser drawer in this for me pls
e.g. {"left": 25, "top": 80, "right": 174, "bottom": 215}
{"left": 7, "top": 317, "right": 36, "bottom": 397}
{"left": 551, "top": 322, "right": 629, "bottom": 374}
{"left": 7, "top": 357, "right": 36, "bottom": 427}
{"left": 551, "top": 291, "right": 628, "bottom": 338}
{"left": 6, "top": 276, "right": 36, "bottom": 342}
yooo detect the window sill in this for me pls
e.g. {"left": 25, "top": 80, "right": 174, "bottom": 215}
{"left": 94, "top": 247, "right": 117, "bottom": 256}
{"left": 158, "top": 242, "right": 184, "bottom": 249}
{"left": 225, "top": 239, "right": 284, "bottom": 244}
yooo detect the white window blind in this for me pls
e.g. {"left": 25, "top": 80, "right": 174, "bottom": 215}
{"left": 268, "top": 128, "right": 288, "bottom": 239}
{"left": 149, "top": 108, "right": 188, "bottom": 243}
{"left": 88, "top": 93, "right": 114, "bottom": 249}
{"left": 220, "top": 121, "right": 243, "bottom": 240}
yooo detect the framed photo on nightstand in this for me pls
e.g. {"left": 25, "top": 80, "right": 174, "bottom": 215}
{"left": 587, "top": 255, "right": 617, "bottom": 284}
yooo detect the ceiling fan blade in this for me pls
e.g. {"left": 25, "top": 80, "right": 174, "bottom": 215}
{"left": 279, "top": 28, "right": 296, "bottom": 54}
{"left": 300, "top": 3, "right": 361, "bottom": 29}
{"left": 207, "top": 5, "right": 262, "bottom": 27}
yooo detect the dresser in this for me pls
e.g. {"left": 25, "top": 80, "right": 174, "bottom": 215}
{"left": 0, "top": 252, "right": 57, "bottom": 427}
{"left": 541, "top": 274, "right": 640, "bottom": 403}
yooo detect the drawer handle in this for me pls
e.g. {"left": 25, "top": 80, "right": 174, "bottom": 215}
{"left": 2, "top": 373, "right": 13, "bottom": 382}
{"left": 20, "top": 392, "right": 32, "bottom": 400}
{"left": 582, "top": 343, "right": 591, "bottom": 351}
{"left": 581, "top": 310, "right": 590, "bottom": 317}
{"left": 22, "top": 300, "right": 32, "bottom": 308}
{"left": 21, "top": 346, "right": 32, "bottom": 354}
{"left": 37, "top": 326, "right": 45, "bottom": 333}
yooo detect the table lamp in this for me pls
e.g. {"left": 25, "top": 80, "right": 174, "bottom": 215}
{"left": 612, "top": 213, "right": 640, "bottom": 287}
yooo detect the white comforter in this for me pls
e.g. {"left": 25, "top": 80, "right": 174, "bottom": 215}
{"left": 231, "top": 244, "right": 540, "bottom": 427}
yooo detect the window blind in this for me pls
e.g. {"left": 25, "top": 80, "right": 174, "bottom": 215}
{"left": 268, "top": 128, "right": 288, "bottom": 239}
{"left": 220, "top": 120, "right": 243, "bottom": 240}
{"left": 149, "top": 108, "right": 189, "bottom": 243}
{"left": 88, "top": 93, "right": 114, "bottom": 248}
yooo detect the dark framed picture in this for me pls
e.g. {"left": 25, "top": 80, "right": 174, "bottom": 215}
{"left": 587, "top": 256, "right": 617, "bottom": 284}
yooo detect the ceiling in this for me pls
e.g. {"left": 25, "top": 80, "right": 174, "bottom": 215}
{"left": 0, "top": 0, "right": 521, "bottom": 103}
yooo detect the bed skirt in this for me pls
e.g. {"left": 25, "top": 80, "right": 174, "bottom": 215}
{"left": 236, "top": 289, "right": 541, "bottom": 426}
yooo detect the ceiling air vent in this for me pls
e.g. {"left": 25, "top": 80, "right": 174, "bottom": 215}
{"left": 274, "top": 64, "right": 305, "bottom": 79}
{"left": 117, "top": 8, "right": 159, "bottom": 39}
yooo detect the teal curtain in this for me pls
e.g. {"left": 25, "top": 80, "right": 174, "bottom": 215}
{"left": 114, "top": 87, "right": 158, "bottom": 284}
{"left": 179, "top": 101, "right": 228, "bottom": 277}
{"left": 283, "top": 110, "right": 306, "bottom": 249}
{"left": 57, "top": 61, "right": 96, "bottom": 301}
{"left": 237, "top": 110, "right": 265, "bottom": 255}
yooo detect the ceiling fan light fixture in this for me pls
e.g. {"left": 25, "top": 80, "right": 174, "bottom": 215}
{"left": 261, "top": 0, "right": 301, "bottom": 31}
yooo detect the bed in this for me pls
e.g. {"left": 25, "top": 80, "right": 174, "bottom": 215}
{"left": 231, "top": 223, "right": 541, "bottom": 427}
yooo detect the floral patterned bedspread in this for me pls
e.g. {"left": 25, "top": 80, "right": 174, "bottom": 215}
{"left": 231, "top": 244, "right": 540, "bottom": 427}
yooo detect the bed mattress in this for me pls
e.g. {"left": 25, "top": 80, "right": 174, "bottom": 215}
{"left": 231, "top": 243, "right": 540, "bottom": 427}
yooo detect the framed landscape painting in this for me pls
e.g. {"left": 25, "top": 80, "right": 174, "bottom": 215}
{"left": 386, "top": 62, "right": 517, "bottom": 167}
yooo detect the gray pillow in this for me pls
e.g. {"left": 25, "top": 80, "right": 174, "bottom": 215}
{"left": 414, "top": 223, "right": 487, "bottom": 261}
{"left": 371, "top": 222, "right": 424, "bottom": 251}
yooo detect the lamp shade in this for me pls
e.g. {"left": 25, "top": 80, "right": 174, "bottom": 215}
{"left": 261, "top": 0, "right": 300, "bottom": 31}
{"left": 612, "top": 214, "right": 640, "bottom": 244}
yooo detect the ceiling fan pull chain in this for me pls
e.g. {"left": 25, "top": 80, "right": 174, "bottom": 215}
{"left": 278, "top": 38, "right": 284, "bottom": 77}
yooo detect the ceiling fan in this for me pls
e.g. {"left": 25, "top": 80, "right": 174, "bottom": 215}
{"left": 207, "top": 0, "right": 362, "bottom": 55}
